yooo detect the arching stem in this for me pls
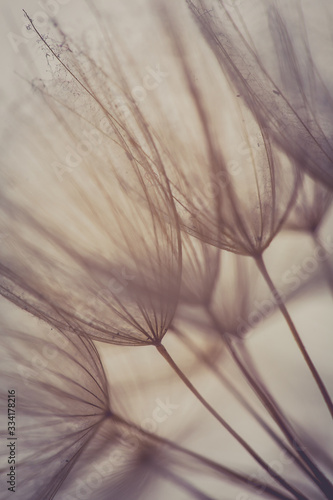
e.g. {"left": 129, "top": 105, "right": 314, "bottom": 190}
{"left": 223, "top": 333, "right": 333, "bottom": 499}
{"left": 155, "top": 343, "right": 309, "bottom": 500}
{"left": 113, "top": 413, "right": 295, "bottom": 500}
{"left": 201, "top": 303, "right": 333, "bottom": 499}
{"left": 255, "top": 253, "right": 333, "bottom": 419}
{"left": 173, "top": 325, "right": 323, "bottom": 487}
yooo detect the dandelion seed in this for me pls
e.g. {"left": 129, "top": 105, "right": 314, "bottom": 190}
{"left": 1, "top": 2, "right": 333, "bottom": 499}
{"left": 187, "top": 0, "right": 333, "bottom": 188}
{"left": 0, "top": 96, "right": 182, "bottom": 347}
{"left": 0, "top": 324, "right": 110, "bottom": 500}
{"left": 183, "top": 0, "right": 333, "bottom": 418}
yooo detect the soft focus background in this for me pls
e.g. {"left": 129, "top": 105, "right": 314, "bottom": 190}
{"left": 0, "top": 1, "right": 332, "bottom": 499}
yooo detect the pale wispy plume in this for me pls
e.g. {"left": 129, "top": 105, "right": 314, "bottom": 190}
{"left": 0, "top": 0, "right": 332, "bottom": 499}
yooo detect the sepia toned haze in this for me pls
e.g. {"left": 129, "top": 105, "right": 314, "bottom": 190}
{"left": 0, "top": 0, "right": 332, "bottom": 499}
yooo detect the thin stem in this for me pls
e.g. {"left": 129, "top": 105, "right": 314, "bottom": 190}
{"left": 113, "top": 413, "right": 295, "bottom": 500}
{"left": 255, "top": 253, "right": 333, "bottom": 419}
{"left": 223, "top": 334, "right": 333, "bottom": 499}
{"left": 156, "top": 344, "right": 310, "bottom": 500}
{"left": 199, "top": 302, "right": 333, "bottom": 498}
{"left": 173, "top": 325, "right": 322, "bottom": 487}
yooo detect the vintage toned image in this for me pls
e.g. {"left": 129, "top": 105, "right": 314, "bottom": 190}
{"left": 0, "top": 1, "right": 332, "bottom": 499}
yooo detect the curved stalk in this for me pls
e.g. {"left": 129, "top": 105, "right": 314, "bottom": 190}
{"left": 173, "top": 326, "right": 320, "bottom": 483}
{"left": 113, "top": 414, "right": 296, "bottom": 500}
{"left": 255, "top": 253, "right": 333, "bottom": 419}
{"left": 202, "top": 304, "right": 333, "bottom": 498}
{"left": 155, "top": 343, "right": 310, "bottom": 500}
{"left": 223, "top": 333, "right": 333, "bottom": 499}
